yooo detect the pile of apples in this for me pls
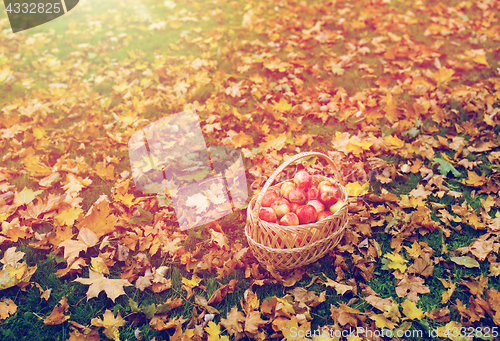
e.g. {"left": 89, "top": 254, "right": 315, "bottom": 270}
{"left": 258, "top": 170, "right": 344, "bottom": 226}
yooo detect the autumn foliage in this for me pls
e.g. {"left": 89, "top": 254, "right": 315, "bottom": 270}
{"left": 1, "top": 0, "right": 500, "bottom": 339}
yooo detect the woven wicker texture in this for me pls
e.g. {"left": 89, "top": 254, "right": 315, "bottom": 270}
{"left": 245, "top": 152, "right": 349, "bottom": 271}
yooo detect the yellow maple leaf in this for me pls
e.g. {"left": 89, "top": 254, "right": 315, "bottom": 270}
{"left": 401, "top": 299, "right": 424, "bottom": 320}
{"left": 13, "top": 187, "right": 44, "bottom": 206}
{"left": 369, "top": 313, "right": 397, "bottom": 329}
{"left": 205, "top": 321, "right": 222, "bottom": 341}
{"left": 330, "top": 62, "right": 344, "bottom": 75}
{"left": 461, "top": 170, "right": 485, "bottom": 187}
{"left": 74, "top": 270, "right": 132, "bottom": 302}
{"left": 76, "top": 197, "right": 117, "bottom": 238}
{"left": 432, "top": 67, "right": 454, "bottom": 86}
{"left": 95, "top": 162, "right": 115, "bottom": 181}
{"left": 112, "top": 192, "right": 139, "bottom": 208}
{"left": 383, "top": 252, "right": 408, "bottom": 272}
{"left": 345, "top": 182, "right": 369, "bottom": 197}
{"left": 472, "top": 50, "right": 489, "bottom": 67}
{"left": 260, "top": 133, "right": 287, "bottom": 152}
{"left": 55, "top": 207, "right": 83, "bottom": 227}
{"left": 346, "top": 139, "right": 373, "bottom": 155}
{"left": 404, "top": 242, "right": 422, "bottom": 259}
{"left": 437, "top": 321, "right": 462, "bottom": 338}
{"left": 282, "top": 315, "right": 311, "bottom": 341}
{"left": 384, "top": 135, "right": 405, "bottom": 149}
{"left": 272, "top": 98, "right": 292, "bottom": 112}
{"left": 182, "top": 274, "right": 203, "bottom": 288}
{"left": 58, "top": 227, "right": 98, "bottom": 264}
{"left": 91, "top": 309, "right": 127, "bottom": 341}
{"left": 231, "top": 131, "right": 253, "bottom": 148}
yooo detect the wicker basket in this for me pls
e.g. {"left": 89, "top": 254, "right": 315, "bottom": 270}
{"left": 245, "top": 152, "right": 349, "bottom": 271}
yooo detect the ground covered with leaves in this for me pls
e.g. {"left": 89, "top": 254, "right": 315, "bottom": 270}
{"left": 1, "top": 0, "right": 500, "bottom": 340}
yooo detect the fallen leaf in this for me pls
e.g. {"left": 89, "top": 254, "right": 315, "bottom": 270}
{"left": 74, "top": 270, "right": 132, "bottom": 302}
{"left": 91, "top": 309, "right": 127, "bottom": 341}
{"left": 44, "top": 296, "right": 70, "bottom": 325}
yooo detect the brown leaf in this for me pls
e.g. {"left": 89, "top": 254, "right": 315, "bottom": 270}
{"left": 207, "top": 279, "right": 238, "bottom": 305}
{"left": 220, "top": 306, "right": 245, "bottom": 340}
{"left": 0, "top": 299, "right": 17, "bottom": 320}
{"left": 44, "top": 297, "right": 70, "bottom": 325}
{"left": 244, "top": 310, "right": 267, "bottom": 334}
{"left": 395, "top": 275, "right": 430, "bottom": 302}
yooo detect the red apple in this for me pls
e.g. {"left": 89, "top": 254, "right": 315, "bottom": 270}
{"left": 329, "top": 200, "right": 344, "bottom": 214}
{"left": 262, "top": 190, "right": 280, "bottom": 207}
{"left": 259, "top": 207, "right": 277, "bottom": 223}
{"left": 280, "top": 181, "right": 296, "bottom": 199}
{"left": 280, "top": 212, "right": 299, "bottom": 226}
{"left": 294, "top": 170, "right": 312, "bottom": 189}
{"left": 289, "top": 202, "right": 299, "bottom": 213}
{"left": 307, "top": 185, "right": 320, "bottom": 201}
{"left": 307, "top": 199, "right": 324, "bottom": 214}
{"left": 317, "top": 180, "right": 330, "bottom": 189}
{"left": 271, "top": 198, "right": 291, "bottom": 219}
{"left": 296, "top": 205, "right": 318, "bottom": 224}
{"left": 289, "top": 188, "right": 307, "bottom": 205}
{"left": 317, "top": 211, "right": 333, "bottom": 221}
{"left": 319, "top": 184, "right": 340, "bottom": 206}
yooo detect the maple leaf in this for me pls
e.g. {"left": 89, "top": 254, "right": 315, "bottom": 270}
{"left": 55, "top": 206, "right": 83, "bottom": 227}
{"left": 439, "top": 278, "right": 456, "bottom": 304}
{"left": 401, "top": 299, "right": 424, "bottom": 320}
{"left": 44, "top": 296, "right": 70, "bottom": 325}
{"left": 345, "top": 181, "right": 369, "bottom": 197}
{"left": 58, "top": 227, "right": 98, "bottom": 264}
{"left": 321, "top": 275, "right": 354, "bottom": 295}
{"left": 432, "top": 67, "right": 454, "bottom": 86}
{"left": 220, "top": 306, "right": 245, "bottom": 340}
{"left": 13, "top": 187, "right": 43, "bottom": 206}
{"left": 76, "top": 196, "right": 117, "bottom": 238}
{"left": 0, "top": 299, "right": 17, "bottom": 320}
{"left": 272, "top": 98, "right": 292, "bottom": 112}
{"left": 369, "top": 313, "right": 397, "bottom": 330}
{"left": 382, "top": 252, "right": 408, "bottom": 272}
{"left": 205, "top": 321, "right": 229, "bottom": 341}
{"left": 330, "top": 62, "right": 344, "bottom": 75}
{"left": 91, "top": 309, "right": 127, "bottom": 341}
{"left": 207, "top": 279, "right": 238, "bottom": 305}
{"left": 281, "top": 315, "right": 311, "bottom": 341}
{"left": 395, "top": 276, "right": 430, "bottom": 302}
{"left": 62, "top": 174, "right": 92, "bottom": 195}
{"left": 244, "top": 310, "right": 267, "bottom": 334}
{"left": 74, "top": 270, "right": 132, "bottom": 302}
{"left": 0, "top": 247, "right": 37, "bottom": 290}
{"left": 461, "top": 170, "right": 486, "bottom": 187}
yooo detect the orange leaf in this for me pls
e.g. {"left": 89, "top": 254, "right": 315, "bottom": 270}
{"left": 44, "top": 297, "right": 70, "bottom": 325}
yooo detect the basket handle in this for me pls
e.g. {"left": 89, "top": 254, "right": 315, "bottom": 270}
{"left": 254, "top": 152, "right": 341, "bottom": 213}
